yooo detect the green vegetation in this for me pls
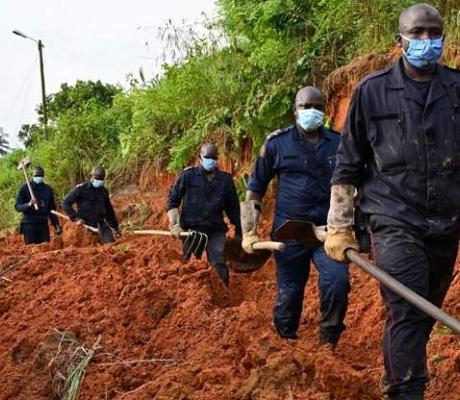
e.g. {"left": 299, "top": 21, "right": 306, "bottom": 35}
{"left": 1, "top": 0, "right": 459, "bottom": 230}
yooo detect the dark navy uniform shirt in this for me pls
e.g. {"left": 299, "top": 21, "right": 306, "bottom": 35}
{"left": 333, "top": 59, "right": 460, "bottom": 234}
{"left": 62, "top": 182, "right": 118, "bottom": 229}
{"left": 166, "top": 166, "right": 241, "bottom": 234}
{"left": 15, "top": 182, "right": 59, "bottom": 226}
{"left": 248, "top": 125, "right": 340, "bottom": 230}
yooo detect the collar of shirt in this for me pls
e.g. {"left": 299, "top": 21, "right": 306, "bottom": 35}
{"left": 384, "top": 58, "right": 457, "bottom": 108}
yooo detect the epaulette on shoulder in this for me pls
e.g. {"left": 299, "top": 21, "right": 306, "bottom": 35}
{"left": 444, "top": 64, "right": 460, "bottom": 74}
{"left": 362, "top": 66, "right": 392, "bottom": 84}
{"left": 266, "top": 127, "right": 288, "bottom": 141}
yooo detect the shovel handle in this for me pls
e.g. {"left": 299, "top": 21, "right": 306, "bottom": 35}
{"left": 345, "top": 249, "right": 460, "bottom": 335}
{"left": 133, "top": 230, "right": 193, "bottom": 237}
{"left": 51, "top": 210, "right": 99, "bottom": 233}
{"left": 253, "top": 241, "right": 285, "bottom": 252}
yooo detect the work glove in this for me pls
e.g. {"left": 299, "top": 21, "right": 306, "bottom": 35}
{"left": 324, "top": 227, "right": 359, "bottom": 262}
{"left": 54, "top": 225, "right": 63, "bottom": 235}
{"left": 167, "top": 208, "right": 184, "bottom": 239}
{"left": 324, "top": 184, "right": 359, "bottom": 262}
{"left": 240, "top": 200, "right": 262, "bottom": 254}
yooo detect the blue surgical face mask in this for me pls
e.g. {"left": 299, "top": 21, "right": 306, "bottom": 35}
{"left": 32, "top": 176, "right": 44, "bottom": 184}
{"left": 200, "top": 156, "right": 218, "bottom": 171}
{"left": 91, "top": 179, "right": 104, "bottom": 188}
{"left": 401, "top": 35, "right": 443, "bottom": 70}
{"left": 297, "top": 108, "right": 325, "bottom": 132}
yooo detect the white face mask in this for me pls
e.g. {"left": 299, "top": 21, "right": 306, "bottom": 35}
{"left": 32, "top": 176, "right": 44, "bottom": 184}
{"left": 297, "top": 108, "right": 325, "bottom": 131}
{"left": 91, "top": 179, "right": 104, "bottom": 188}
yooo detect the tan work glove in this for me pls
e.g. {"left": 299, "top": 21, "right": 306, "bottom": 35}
{"left": 167, "top": 208, "right": 184, "bottom": 239}
{"left": 240, "top": 200, "right": 262, "bottom": 254}
{"left": 324, "top": 184, "right": 359, "bottom": 262}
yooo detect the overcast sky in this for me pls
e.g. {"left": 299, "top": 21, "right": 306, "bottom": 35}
{"left": 0, "top": 0, "right": 217, "bottom": 148}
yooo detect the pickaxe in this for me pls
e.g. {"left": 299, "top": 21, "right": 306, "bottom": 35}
{"left": 17, "top": 157, "right": 38, "bottom": 210}
{"left": 274, "top": 220, "right": 460, "bottom": 335}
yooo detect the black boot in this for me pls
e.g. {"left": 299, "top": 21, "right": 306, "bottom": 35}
{"left": 213, "top": 263, "right": 229, "bottom": 286}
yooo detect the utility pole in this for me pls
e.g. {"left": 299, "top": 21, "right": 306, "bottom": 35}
{"left": 12, "top": 30, "right": 48, "bottom": 129}
{"left": 37, "top": 40, "right": 48, "bottom": 126}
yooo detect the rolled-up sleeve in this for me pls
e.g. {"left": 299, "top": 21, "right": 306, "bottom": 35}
{"left": 332, "top": 84, "right": 371, "bottom": 188}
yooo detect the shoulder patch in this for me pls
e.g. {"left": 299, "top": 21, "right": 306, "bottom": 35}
{"left": 266, "top": 127, "right": 289, "bottom": 141}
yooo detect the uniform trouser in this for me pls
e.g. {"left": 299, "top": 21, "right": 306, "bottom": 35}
{"left": 21, "top": 222, "right": 50, "bottom": 245}
{"left": 370, "top": 219, "right": 459, "bottom": 398}
{"left": 273, "top": 241, "right": 350, "bottom": 341}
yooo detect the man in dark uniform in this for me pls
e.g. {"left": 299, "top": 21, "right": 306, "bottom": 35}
{"left": 15, "top": 166, "right": 62, "bottom": 244}
{"left": 241, "top": 86, "right": 350, "bottom": 346}
{"left": 63, "top": 165, "right": 119, "bottom": 243}
{"left": 325, "top": 4, "right": 458, "bottom": 399}
{"left": 166, "top": 143, "right": 241, "bottom": 286}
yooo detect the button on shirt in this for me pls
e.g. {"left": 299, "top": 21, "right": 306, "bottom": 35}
{"left": 247, "top": 125, "right": 340, "bottom": 230}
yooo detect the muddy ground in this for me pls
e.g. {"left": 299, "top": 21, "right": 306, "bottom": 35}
{"left": 0, "top": 180, "right": 459, "bottom": 400}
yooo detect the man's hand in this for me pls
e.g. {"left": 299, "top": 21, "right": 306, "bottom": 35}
{"left": 170, "top": 224, "right": 184, "bottom": 239}
{"left": 76, "top": 218, "right": 85, "bottom": 226}
{"left": 242, "top": 231, "right": 260, "bottom": 254}
{"left": 324, "top": 227, "right": 359, "bottom": 262}
{"left": 27, "top": 199, "right": 37, "bottom": 208}
{"left": 54, "top": 225, "right": 63, "bottom": 235}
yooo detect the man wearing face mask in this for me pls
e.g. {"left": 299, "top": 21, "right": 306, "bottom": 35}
{"left": 63, "top": 165, "right": 119, "bottom": 243}
{"left": 324, "top": 4, "right": 459, "bottom": 400}
{"left": 241, "top": 86, "right": 350, "bottom": 347}
{"left": 15, "top": 166, "right": 62, "bottom": 244}
{"left": 166, "top": 143, "right": 241, "bottom": 286}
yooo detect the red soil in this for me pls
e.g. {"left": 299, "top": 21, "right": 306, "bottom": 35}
{"left": 1, "top": 179, "right": 459, "bottom": 400}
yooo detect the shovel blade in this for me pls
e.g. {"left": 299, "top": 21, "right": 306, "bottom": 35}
{"left": 273, "top": 220, "right": 322, "bottom": 247}
{"left": 225, "top": 237, "right": 272, "bottom": 273}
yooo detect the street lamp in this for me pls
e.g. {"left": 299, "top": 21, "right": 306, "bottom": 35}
{"left": 12, "top": 29, "right": 48, "bottom": 127}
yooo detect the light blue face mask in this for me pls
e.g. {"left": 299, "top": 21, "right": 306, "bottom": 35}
{"left": 200, "top": 156, "right": 218, "bottom": 171}
{"left": 91, "top": 179, "right": 104, "bottom": 188}
{"left": 401, "top": 34, "right": 443, "bottom": 70}
{"left": 32, "top": 176, "right": 44, "bottom": 184}
{"left": 297, "top": 108, "right": 325, "bottom": 132}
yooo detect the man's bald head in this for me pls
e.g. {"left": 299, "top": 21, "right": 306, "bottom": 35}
{"left": 91, "top": 165, "right": 106, "bottom": 180}
{"left": 33, "top": 166, "right": 44, "bottom": 177}
{"left": 200, "top": 143, "right": 218, "bottom": 159}
{"left": 398, "top": 3, "right": 443, "bottom": 36}
{"left": 295, "top": 86, "right": 325, "bottom": 112}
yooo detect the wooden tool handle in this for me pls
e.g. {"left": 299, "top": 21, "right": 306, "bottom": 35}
{"left": 51, "top": 210, "right": 99, "bottom": 233}
{"left": 132, "top": 230, "right": 192, "bottom": 237}
{"left": 253, "top": 241, "right": 285, "bottom": 252}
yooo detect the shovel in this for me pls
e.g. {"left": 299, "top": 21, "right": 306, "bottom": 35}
{"left": 17, "top": 157, "right": 39, "bottom": 210}
{"left": 51, "top": 210, "right": 99, "bottom": 233}
{"left": 274, "top": 220, "right": 460, "bottom": 335}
